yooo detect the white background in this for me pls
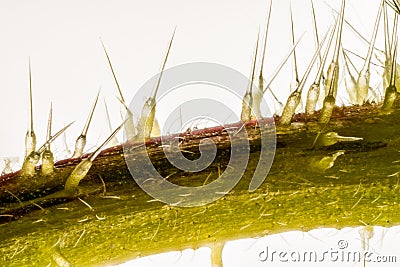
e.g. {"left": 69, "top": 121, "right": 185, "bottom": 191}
{"left": 0, "top": 0, "right": 398, "bottom": 266}
{"left": 0, "top": 0, "right": 388, "bottom": 161}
